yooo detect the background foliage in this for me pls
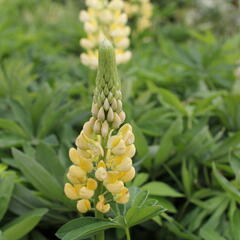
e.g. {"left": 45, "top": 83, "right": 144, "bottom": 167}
{"left": 0, "top": 0, "right": 240, "bottom": 239}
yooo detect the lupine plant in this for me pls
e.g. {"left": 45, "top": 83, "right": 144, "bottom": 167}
{"left": 57, "top": 40, "right": 164, "bottom": 240}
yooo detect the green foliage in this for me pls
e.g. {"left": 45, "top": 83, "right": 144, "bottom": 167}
{"left": 56, "top": 188, "right": 165, "bottom": 240}
{"left": 1, "top": 0, "right": 240, "bottom": 239}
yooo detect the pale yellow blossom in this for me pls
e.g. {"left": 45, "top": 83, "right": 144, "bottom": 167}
{"left": 79, "top": 0, "right": 131, "bottom": 69}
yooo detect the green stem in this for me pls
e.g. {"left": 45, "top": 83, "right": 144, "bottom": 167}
{"left": 125, "top": 228, "right": 131, "bottom": 240}
{"left": 95, "top": 183, "right": 105, "bottom": 240}
{"left": 95, "top": 212, "right": 105, "bottom": 240}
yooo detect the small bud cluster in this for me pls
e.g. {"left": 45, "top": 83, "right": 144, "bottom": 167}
{"left": 79, "top": 0, "right": 131, "bottom": 69}
{"left": 124, "top": 0, "right": 153, "bottom": 32}
{"left": 91, "top": 88, "right": 125, "bottom": 138}
{"left": 64, "top": 40, "right": 136, "bottom": 214}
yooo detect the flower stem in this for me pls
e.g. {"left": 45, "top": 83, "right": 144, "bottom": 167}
{"left": 125, "top": 228, "right": 131, "bottom": 240}
{"left": 95, "top": 183, "right": 105, "bottom": 240}
{"left": 95, "top": 213, "right": 105, "bottom": 240}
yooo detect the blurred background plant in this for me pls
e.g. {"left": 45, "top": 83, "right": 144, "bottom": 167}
{"left": 0, "top": 0, "right": 240, "bottom": 239}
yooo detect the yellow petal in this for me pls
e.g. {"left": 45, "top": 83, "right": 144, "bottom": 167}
{"left": 67, "top": 172, "right": 80, "bottom": 184}
{"left": 105, "top": 171, "right": 120, "bottom": 183}
{"left": 79, "top": 186, "right": 94, "bottom": 199}
{"left": 97, "top": 160, "right": 106, "bottom": 168}
{"left": 75, "top": 133, "right": 88, "bottom": 150}
{"left": 120, "top": 167, "right": 135, "bottom": 182}
{"left": 87, "top": 178, "right": 98, "bottom": 190}
{"left": 119, "top": 123, "right": 132, "bottom": 137}
{"left": 107, "top": 135, "right": 122, "bottom": 149}
{"left": 68, "top": 165, "right": 87, "bottom": 181}
{"left": 125, "top": 144, "right": 136, "bottom": 158}
{"left": 79, "top": 157, "right": 93, "bottom": 172}
{"left": 96, "top": 194, "right": 110, "bottom": 213}
{"left": 106, "top": 181, "right": 124, "bottom": 194}
{"left": 95, "top": 167, "right": 107, "bottom": 181}
{"left": 115, "top": 157, "right": 132, "bottom": 172}
{"left": 77, "top": 199, "right": 91, "bottom": 213}
{"left": 115, "top": 187, "right": 130, "bottom": 204}
{"left": 111, "top": 139, "right": 126, "bottom": 155}
{"left": 96, "top": 202, "right": 110, "bottom": 213}
{"left": 64, "top": 183, "right": 79, "bottom": 200}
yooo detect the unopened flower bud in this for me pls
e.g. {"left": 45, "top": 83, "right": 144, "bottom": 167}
{"left": 93, "top": 120, "right": 101, "bottom": 134}
{"left": 91, "top": 103, "right": 99, "bottom": 117}
{"left": 112, "top": 113, "right": 122, "bottom": 128}
{"left": 101, "top": 121, "right": 109, "bottom": 137}
{"left": 118, "top": 111, "right": 126, "bottom": 122}
{"left": 117, "top": 100, "right": 122, "bottom": 111}
{"left": 108, "top": 92, "right": 113, "bottom": 102}
{"left": 103, "top": 98, "right": 110, "bottom": 110}
{"left": 111, "top": 98, "right": 118, "bottom": 111}
{"left": 107, "top": 107, "right": 114, "bottom": 122}
{"left": 97, "top": 107, "right": 105, "bottom": 121}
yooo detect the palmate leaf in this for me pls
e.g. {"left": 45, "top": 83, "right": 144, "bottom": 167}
{"left": 0, "top": 133, "right": 25, "bottom": 148}
{"left": 7, "top": 99, "right": 33, "bottom": 138}
{"left": 142, "top": 181, "right": 183, "bottom": 197}
{"left": 132, "top": 173, "right": 149, "bottom": 187}
{"left": 0, "top": 119, "right": 28, "bottom": 138}
{"left": 12, "top": 148, "right": 66, "bottom": 203}
{"left": 56, "top": 217, "right": 120, "bottom": 240}
{"left": 212, "top": 163, "right": 240, "bottom": 202}
{"left": 125, "top": 204, "right": 165, "bottom": 227}
{"left": 2, "top": 208, "right": 48, "bottom": 240}
{"left": 200, "top": 226, "right": 225, "bottom": 240}
{"left": 9, "top": 183, "right": 70, "bottom": 225}
{"left": 36, "top": 142, "right": 65, "bottom": 184}
{"left": 155, "top": 117, "right": 183, "bottom": 166}
{"left": 147, "top": 82, "right": 188, "bottom": 115}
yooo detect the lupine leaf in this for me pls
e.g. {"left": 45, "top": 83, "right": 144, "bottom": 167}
{"left": 56, "top": 217, "right": 120, "bottom": 240}
{"left": 0, "top": 172, "right": 15, "bottom": 221}
{"left": 142, "top": 181, "right": 183, "bottom": 197}
{"left": 2, "top": 208, "right": 48, "bottom": 240}
{"left": 12, "top": 148, "right": 66, "bottom": 203}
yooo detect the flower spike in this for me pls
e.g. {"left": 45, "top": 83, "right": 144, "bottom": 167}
{"left": 64, "top": 40, "right": 136, "bottom": 214}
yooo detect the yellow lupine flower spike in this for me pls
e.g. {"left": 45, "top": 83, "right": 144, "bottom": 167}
{"left": 79, "top": 0, "right": 131, "bottom": 69}
{"left": 64, "top": 40, "right": 136, "bottom": 214}
{"left": 124, "top": 0, "right": 153, "bottom": 32}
